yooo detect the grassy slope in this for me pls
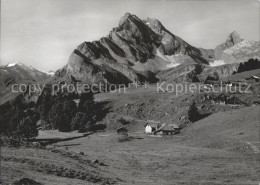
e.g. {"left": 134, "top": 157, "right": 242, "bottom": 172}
{"left": 182, "top": 106, "right": 260, "bottom": 142}
{"left": 1, "top": 145, "right": 117, "bottom": 185}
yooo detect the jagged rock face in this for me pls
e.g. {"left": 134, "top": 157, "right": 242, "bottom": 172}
{"left": 144, "top": 17, "right": 203, "bottom": 58}
{"left": 156, "top": 62, "right": 204, "bottom": 83}
{"left": 228, "top": 31, "right": 242, "bottom": 45}
{"left": 215, "top": 31, "right": 242, "bottom": 55}
{"left": 198, "top": 48, "right": 215, "bottom": 61}
{"left": 67, "top": 50, "right": 103, "bottom": 84}
{"left": 145, "top": 17, "right": 165, "bottom": 35}
{"left": 64, "top": 13, "right": 210, "bottom": 85}
{"left": 114, "top": 13, "right": 158, "bottom": 63}
{"left": 66, "top": 48, "right": 138, "bottom": 85}
{"left": 61, "top": 14, "right": 259, "bottom": 85}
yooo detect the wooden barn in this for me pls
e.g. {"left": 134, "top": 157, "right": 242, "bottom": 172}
{"left": 145, "top": 122, "right": 180, "bottom": 135}
{"left": 154, "top": 124, "right": 180, "bottom": 135}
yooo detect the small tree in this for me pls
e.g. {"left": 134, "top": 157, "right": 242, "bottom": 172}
{"left": 78, "top": 92, "right": 94, "bottom": 114}
{"left": 37, "top": 86, "right": 52, "bottom": 122}
{"left": 188, "top": 100, "right": 200, "bottom": 122}
{"left": 78, "top": 117, "right": 94, "bottom": 133}
{"left": 10, "top": 106, "right": 25, "bottom": 139}
{"left": 71, "top": 112, "right": 84, "bottom": 130}
{"left": 71, "top": 112, "right": 94, "bottom": 133}
{"left": 17, "top": 116, "right": 38, "bottom": 141}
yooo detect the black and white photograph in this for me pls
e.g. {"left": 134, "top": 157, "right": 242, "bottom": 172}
{"left": 0, "top": 0, "right": 259, "bottom": 184}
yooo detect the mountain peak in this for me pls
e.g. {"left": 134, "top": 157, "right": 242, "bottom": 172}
{"left": 227, "top": 31, "right": 242, "bottom": 45}
{"left": 123, "top": 12, "right": 132, "bottom": 18}
{"left": 215, "top": 31, "right": 243, "bottom": 54}
{"left": 6, "top": 62, "right": 23, "bottom": 67}
{"left": 119, "top": 12, "right": 140, "bottom": 26}
{"left": 144, "top": 17, "right": 166, "bottom": 34}
{"left": 230, "top": 30, "right": 239, "bottom": 35}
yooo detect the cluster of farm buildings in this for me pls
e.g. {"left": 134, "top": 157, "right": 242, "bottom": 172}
{"left": 144, "top": 121, "right": 180, "bottom": 135}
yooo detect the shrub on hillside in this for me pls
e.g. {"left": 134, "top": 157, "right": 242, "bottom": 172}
{"left": 187, "top": 100, "right": 200, "bottom": 122}
{"left": 71, "top": 112, "right": 94, "bottom": 132}
{"left": 78, "top": 116, "right": 94, "bottom": 133}
{"left": 118, "top": 117, "right": 130, "bottom": 125}
{"left": 17, "top": 116, "right": 38, "bottom": 141}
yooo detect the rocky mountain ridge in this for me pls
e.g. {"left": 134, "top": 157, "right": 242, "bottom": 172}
{"left": 54, "top": 13, "right": 259, "bottom": 86}
{"left": 0, "top": 62, "right": 51, "bottom": 87}
{"left": 55, "top": 13, "right": 213, "bottom": 85}
{"left": 0, "top": 62, "right": 52, "bottom": 104}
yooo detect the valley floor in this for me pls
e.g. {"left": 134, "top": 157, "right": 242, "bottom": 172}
{"left": 1, "top": 85, "right": 260, "bottom": 185}
{"left": 1, "top": 127, "right": 259, "bottom": 184}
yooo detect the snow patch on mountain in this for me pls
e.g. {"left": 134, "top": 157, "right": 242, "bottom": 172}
{"left": 46, "top": 71, "right": 55, "bottom": 76}
{"left": 7, "top": 62, "right": 22, "bottom": 67}
{"left": 166, "top": 63, "right": 180, "bottom": 68}
{"left": 210, "top": 60, "right": 225, "bottom": 67}
{"left": 156, "top": 49, "right": 180, "bottom": 68}
{"left": 165, "top": 55, "right": 181, "bottom": 68}
{"left": 8, "top": 62, "right": 54, "bottom": 76}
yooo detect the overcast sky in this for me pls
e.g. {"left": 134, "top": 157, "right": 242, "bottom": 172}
{"left": 1, "top": 0, "right": 259, "bottom": 71}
